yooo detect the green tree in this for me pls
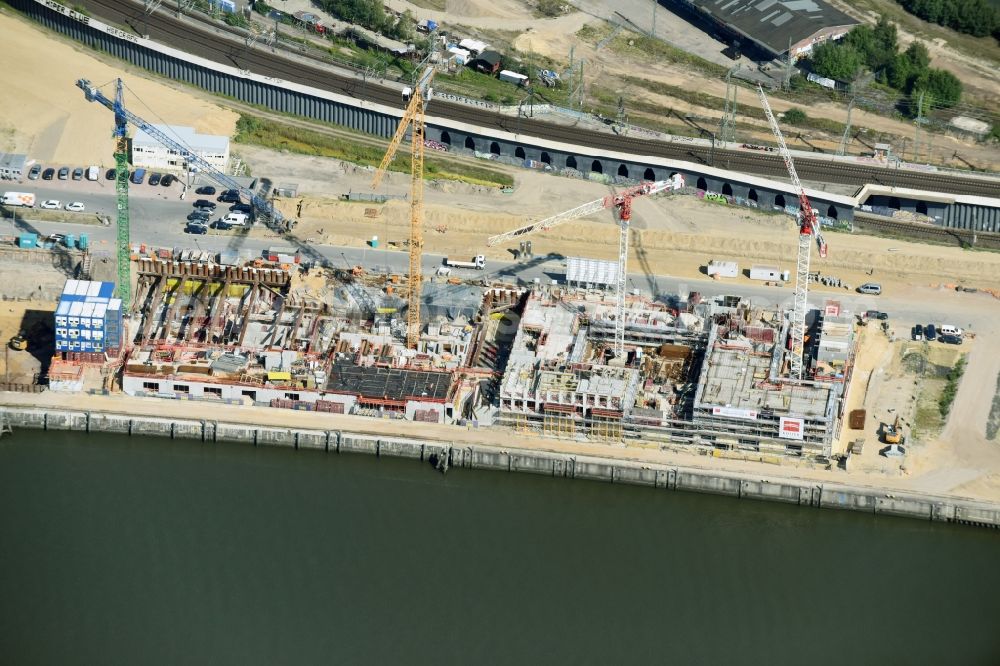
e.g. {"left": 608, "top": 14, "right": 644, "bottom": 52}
{"left": 885, "top": 53, "right": 914, "bottom": 89}
{"left": 921, "top": 68, "right": 963, "bottom": 107}
{"left": 783, "top": 108, "right": 807, "bottom": 124}
{"left": 809, "top": 42, "right": 862, "bottom": 81}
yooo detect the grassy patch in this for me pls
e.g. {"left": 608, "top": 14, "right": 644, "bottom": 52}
{"left": 939, "top": 354, "right": 967, "bottom": 418}
{"left": 987, "top": 373, "right": 1000, "bottom": 441}
{"left": 233, "top": 114, "right": 513, "bottom": 187}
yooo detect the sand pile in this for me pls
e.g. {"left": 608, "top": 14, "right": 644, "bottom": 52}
{"left": 0, "top": 11, "right": 238, "bottom": 163}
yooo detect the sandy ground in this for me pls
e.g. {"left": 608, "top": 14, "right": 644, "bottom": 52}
{"left": 0, "top": 11, "right": 238, "bottom": 163}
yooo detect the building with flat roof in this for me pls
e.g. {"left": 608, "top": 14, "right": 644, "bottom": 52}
{"left": 131, "top": 124, "right": 230, "bottom": 173}
{"left": 0, "top": 152, "right": 27, "bottom": 179}
{"left": 668, "top": 0, "right": 859, "bottom": 61}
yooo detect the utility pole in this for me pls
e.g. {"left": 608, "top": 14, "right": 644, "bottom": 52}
{"left": 783, "top": 37, "right": 793, "bottom": 90}
{"left": 837, "top": 96, "right": 855, "bottom": 156}
{"left": 913, "top": 91, "right": 925, "bottom": 163}
{"left": 615, "top": 96, "right": 628, "bottom": 135}
{"left": 651, "top": 0, "right": 657, "bottom": 38}
{"left": 718, "top": 65, "right": 739, "bottom": 144}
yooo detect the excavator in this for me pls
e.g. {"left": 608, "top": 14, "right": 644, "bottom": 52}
{"left": 882, "top": 414, "right": 903, "bottom": 445}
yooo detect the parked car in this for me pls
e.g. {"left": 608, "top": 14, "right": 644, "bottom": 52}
{"left": 148, "top": 173, "right": 162, "bottom": 186}
{"left": 925, "top": 324, "right": 937, "bottom": 341}
{"left": 857, "top": 282, "right": 882, "bottom": 295}
{"left": 106, "top": 168, "right": 116, "bottom": 180}
{"left": 47, "top": 234, "right": 65, "bottom": 244}
{"left": 187, "top": 211, "right": 210, "bottom": 221}
{"left": 865, "top": 310, "right": 888, "bottom": 320}
{"left": 185, "top": 222, "right": 208, "bottom": 235}
{"left": 913, "top": 324, "right": 924, "bottom": 341}
{"left": 42, "top": 168, "right": 55, "bottom": 180}
{"left": 230, "top": 203, "right": 253, "bottom": 214}
{"left": 40, "top": 199, "right": 61, "bottom": 209}
{"left": 193, "top": 199, "right": 217, "bottom": 210}
{"left": 65, "top": 202, "right": 85, "bottom": 212}
{"left": 161, "top": 174, "right": 175, "bottom": 187}
{"left": 211, "top": 219, "right": 233, "bottom": 230}
{"left": 218, "top": 189, "right": 240, "bottom": 203}
{"left": 940, "top": 334, "right": 963, "bottom": 345}
{"left": 28, "top": 165, "right": 41, "bottom": 180}
{"left": 195, "top": 186, "right": 216, "bottom": 195}
{"left": 72, "top": 167, "right": 84, "bottom": 181}
{"left": 57, "top": 166, "right": 69, "bottom": 180}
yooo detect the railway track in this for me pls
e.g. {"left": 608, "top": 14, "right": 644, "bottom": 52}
{"left": 853, "top": 212, "right": 1000, "bottom": 251}
{"left": 69, "top": 0, "right": 1000, "bottom": 198}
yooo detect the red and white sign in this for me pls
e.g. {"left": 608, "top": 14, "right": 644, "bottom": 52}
{"left": 779, "top": 417, "right": 805, "bottom": 440}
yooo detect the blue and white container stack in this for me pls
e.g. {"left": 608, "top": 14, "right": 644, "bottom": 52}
{"left": 53, "top": 280, "right": 123, "bottom": 354}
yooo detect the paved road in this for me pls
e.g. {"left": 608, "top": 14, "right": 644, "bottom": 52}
{"left": 9, "top": 176, "right": 992, "bottom": 337}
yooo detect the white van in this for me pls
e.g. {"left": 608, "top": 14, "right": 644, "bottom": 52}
{"left": 939, "top": 325, "right": 963, "bottom": 337}
{"left": 223, "top": 212, "right": 249, "bottom": 227}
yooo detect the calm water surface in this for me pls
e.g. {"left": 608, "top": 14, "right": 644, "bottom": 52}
{"left": 1, "top": 431, "right": 998, "bottom": 665}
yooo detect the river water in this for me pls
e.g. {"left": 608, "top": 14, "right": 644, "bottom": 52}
{"left": 1, "top": 430, "right": 998, "bottom": 665}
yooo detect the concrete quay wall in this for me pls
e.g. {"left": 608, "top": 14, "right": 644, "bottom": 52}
{"left": 3, "top": 406, "right": 999, "bottom": 529}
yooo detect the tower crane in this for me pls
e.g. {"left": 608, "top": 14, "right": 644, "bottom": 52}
{"left": 487, "top": 177, "right": 682, "bottom": 358}
{"left": 77, "top": 78, "right": 286, "bottom": 310}
{"left": 371, "top": 59, "right": 436, "bottom": 349}
{"left": 755, "top": 84, "right": 827, "bottom": 380}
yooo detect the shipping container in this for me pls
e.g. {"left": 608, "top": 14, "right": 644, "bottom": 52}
{"left": 749, "top": 264, "right": 782, "bottom": 281}
{"left": 707, "top": 261, "right": 739, "bottom": 278}
{"left": 18, "top": 233, "right": 38, "bottom": 248}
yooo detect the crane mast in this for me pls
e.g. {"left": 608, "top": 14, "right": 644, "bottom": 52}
{"left": 372, "top": 64, "right": 436, "bottom": 349}
{"left": 488, "top": 179, "right": 679, "bottom": 359}
{"left": 755, "top": 84, "right": 827, "bottom": 380}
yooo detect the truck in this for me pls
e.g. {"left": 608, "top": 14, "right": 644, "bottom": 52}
{"left": 2, "top": 192, "right": 36, "bottom": 207}
{"left": 86, "top": 165, "right": 100, "bottom": 181}
{"left": 443, "top": 255, "right": 486, "bottom": 270}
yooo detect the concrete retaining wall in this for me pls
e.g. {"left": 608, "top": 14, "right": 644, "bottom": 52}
{"left": 3, "top": 405, "right": 999, "bottom": 529}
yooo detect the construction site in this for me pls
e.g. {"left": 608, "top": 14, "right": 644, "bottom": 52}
{"left": 18, "top": 61, "right": 867, "bottom": 461}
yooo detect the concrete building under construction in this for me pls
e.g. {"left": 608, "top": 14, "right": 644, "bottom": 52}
{"left": 50, "top": 242, "right": 858, "bottom": 460}
{"left": 497, "top": 288, "right": 856, "bottom": 457}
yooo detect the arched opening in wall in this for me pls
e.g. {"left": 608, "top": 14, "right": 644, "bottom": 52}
{"left": 748, "top": 188, "right": 758, "bottom": 203}
{"left": 827, "top": 205, "right": 838, "bottom": 219}
{"left": 567, "top": 156, "right": 578, "bottom": 170}
{"left": 515, "top": 146, "right": 526, "bottom": 159}
{"left": 440, "top": 131, "right": 451, "bottom": 146}
{"left": 888, "top": 196, "right": 901, "bottom": 210}
{"left": 696, "top": 176, "right": 708, "bottom": 191}
{"left": 722, "top": 183, "right": 733, "bottom": 197}
{"left": 540, "top": 151, "right": 551, "bottom": 165}
{"left": 916, "top": 201, "right": 928, "bottom": 215}
{"left": 490, "top": 141, "right": 501, "bottom": 156}
{"left": 775, "top": 194, "right": 786, "bottom": 209}
{"left": 643, "top": 168, "right": 656, "bottom": 181}
{"left": 617, "top": 164, "right": 629, "bottom": 177}
{"left": 464, "top": 136, "right": 476, "bottom": 150}
{"left": 591, "top": 160, "right": 603, "bottom": 174}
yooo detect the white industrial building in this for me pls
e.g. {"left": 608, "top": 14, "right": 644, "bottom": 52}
{"left": 131, "top": 124, "right": 230, "bottom": 173}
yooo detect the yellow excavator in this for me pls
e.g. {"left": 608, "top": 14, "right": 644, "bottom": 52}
{"left": 8, "top": 334, "right": 26, "bottom": 351}
{"left": 882, "top": 414, "right": 903, "bottom": 444}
